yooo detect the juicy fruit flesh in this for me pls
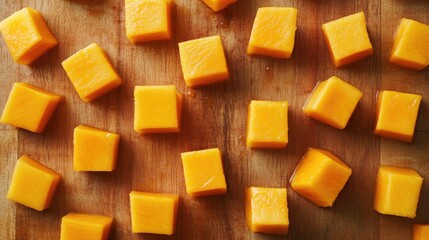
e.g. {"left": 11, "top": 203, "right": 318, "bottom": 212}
{"left": 202, "top": 0, "right": 237, "bottom": 12}
{"left": 60, "top": 213, "right": 113, "bottom": 240}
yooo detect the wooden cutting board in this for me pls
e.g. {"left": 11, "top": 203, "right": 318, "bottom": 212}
{"left": 1, "top": 0, "right": 429, "bottom": 239}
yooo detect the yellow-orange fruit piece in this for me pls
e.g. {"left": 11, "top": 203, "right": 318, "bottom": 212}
{"left": 0, "top": 82, "right": 62, "bottom": 133}
{"left": 374, "top": 166, "right": 423, "bottom": 218}
{"left": 290, "top": 148, "right": 352, "bottom": 207}
{"left": 7, "top": 155, "right": 61, "bottom": 211}
{"left": 60, "top": 212, "right": 113, "bottom": 240}
{"left": 414, "top": 224, "right": 429, "bottom": 240}
{"left": 0, "top": 7, "right": 58, "bottom": 65}
{"left": 201, "top": 0, "right": 237, "bottom": 12}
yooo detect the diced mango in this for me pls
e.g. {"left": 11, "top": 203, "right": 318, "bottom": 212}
{"left": 7, "top": 155, "right": 61, "bottom": 211}
{"left": 374, "top": 166, "right": 423, "bottom": 218}
{"left": 181, "top": 148, "right": 227, "bottom": 197}
{"left": 60, "top": 212, "right": 113, "bottom": 240}
{"left": 322, "top": 11, "right": 373, "bottom": 67}
{"left": 201, "top": 0, "right": 237, "bottom": 12}
{"left": 246, "top": 100, "right": 288, "bottom": 149}
{"left": 303, "top": 76, "right": 362, "bottom": 129}
{"left": 62, "top": 43, "right": 122, "bottom": 102}
{"left": 375, "top": 90, "right": 422, "bottom": 143}
{"left": 0, "top": 7, "right": 58, "bottom": 65}
{"left": 414, "top": 224, "right": 429, "bottom": 240}
{"left": 0, "top": 82, "right": 62, "bottom": 133}
{"left": 178, "top": 35, "right": 229, "bottom": 87}
{"left": 129, "top": 191, "right": 179, "bottom": 235}
{"left": 247, "top": 7, "right": 298, "bottom": 58}
{"left": 245, "top": 187, "right": 289, "bottom": 235}
{"left": 290, "top": 148, "right": 352, "bottom": 207}
{"left": 134, "top": 85, "right": 183, "bottom": 134}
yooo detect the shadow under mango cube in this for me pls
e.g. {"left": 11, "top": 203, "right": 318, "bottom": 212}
{"left": 60, "top": 212, "right": 113, "bottom": 240}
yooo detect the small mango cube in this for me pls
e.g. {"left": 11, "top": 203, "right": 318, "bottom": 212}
{"left": 178, "top": 35, "right": 229, "bottom": 87}
{"left": 129, "top": 191, "right": 179, "bottom": 235}
{"left": 246, "top": 100, "right": 288, "bottom": 149}
{"left": 73, "top": 125, "right": 120, "bottom": 171}
{"left": 134, "top": 85, "right": 183, "bottom": 134}
{"left": 414, "top": 224, "right": 429, "bottom": 240}
{"left": 390, "top": 18, "right": 429, "bottom": 70}
{"left": 0, "top": 82, "right": 62, "bottom": 133}
{"left": 201, "top": 0, "right": 236, "bottom": 12}
{"left": 322, "top": 11, "right": 373, "bottom": 67}
{"left": 7, "top": 155, "right": 61, "bottom": 211}
{"left": 303, "top": 76, "right": 362, "bottom": 129}
{"left": 290, "top": 148, "right": 352, "bottom": 207}
{"left": 0, "top": 7, "right": 58, "bottom": 65}
{"left": 374, "top": 166, "right": 423, "bottom": 218}
{"left": 247, "top": 7, "right": 298, "bottom": 58}
{"left": 60, "top": 212, "right": 113, "bottom": 240}
{"left": 181, "top": 148, "right": 227, "bottom": 197}
{"left": 62, "top": 43, "right": 122, "bottom": 102}
{"left": 375, "top": 90, "right": 422, "bottom": 143}
{"left": 245, "top": 187, "right": 289, "bottom": 235}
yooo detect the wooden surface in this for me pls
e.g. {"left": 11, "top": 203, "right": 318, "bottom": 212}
{"left": 1, "top": 0, "right": 429, "bottom": 239}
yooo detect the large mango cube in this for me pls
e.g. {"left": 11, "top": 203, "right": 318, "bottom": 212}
{"left": 60, "top": 213, "right": 113, "bottom": 240}
{"left": 129, "top": 191, "right": 179, "bottom": 235}
{"left": 73, "top": 125, "right": 120, "bottom": 171}
{"left": 414, "top": 224, "right": 429, "bottom": 240}
{"left": 0, "top": 7, "right": 58, "bottom": 65}
{"left": 390, "top": 18, "right": 429, "bottom": 70}
{"left": 245, "top": 187, "right": 289, "bottom": 235}
{"left": 181, "top": 148, "right": 227, "bottom": 197}
{"left": 290, "top": 148, "right": 352, "bottom": 207}
{"left": 0, "top": 82, "right": 62, "bottom": 133}
{"left": 322, "top": 11, "right": 373, "bottom": 67}
{"left": 247, "top": 7, "right": 298, "bottom": 58}
{"left": 62, "top": 43, "right": 122, "bottom": 102}
{"left": 303, "top": 76, "right": 362, "bottom": 129}
{"left": 7, "top": 155, "right": 61, "bottom": 211}
{"left": 375, "top": 91, "right": 422, "bottom": 143}
{"left": 178, "top": 35, "right": 229, "bottom": 87}
{"left": 246, "top": 100, "right": 288, "bottom": 149}
{"left": 374, "top": 166, "right": 423, "bottom": 218}
{"left": 134, "top": 85, "right": 183, "bottom": 134}
{"left": 202, "top": 0, "right": 237, "bottom": 12}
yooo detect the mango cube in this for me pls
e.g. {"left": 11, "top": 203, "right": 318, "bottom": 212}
{"left": 374, "top": 166, "right": 423, "bottom": 218}
{"left": 0, "top": 82, "right": 62, "bottom": 133}
{"left": 414, "top": 224, "right": 429, "bottom": 240}
{"left": 62, "top": 43, "right": 122, "bottom": 102}
{"left": 245, "top": 187, "right": 289, "bottom": 235}
{"left": 303, "top": 76, "right": 362, "bottom": 129}
{"left": 73, "top": 125, "right": 120, "bottom": 171}
{"left": 178, "top": 35, "right": 229, "bottom": 87}
{"left": 202, "top": 0, "right": 236, "bottom": 12}
{"left": 60, "top": 213, "right": 113, "bottom": 240}
{"left": 129, "top": 191, "right": 179, "bottom": 235}
{"left": 0, "top": 7, "right": 58, "bottom": 65}
{"left": 246, "top": 100, "right": 288, "bottom": 149}
{"left": 134, "top": 85, "right": 183, "bottom": 134}
{"left": 247, "top": 7, "right": 298, "bottom": 58}
{"left": 375, "top": 91, "right": 422, "bottom": 143}
{"left": 181, "top": 148, "right": 227, "bottom": 197}
{"left": 7, "top": 155, "right": 61, "bottom": 211}
{"left": 290, "top": 148, "right": 352, "bottom": 207}
{"left": 322, "top": 11, "right": 373, "bottom": 67}
{"left": 390, "top": 18, "right": 429, "bottom": 70}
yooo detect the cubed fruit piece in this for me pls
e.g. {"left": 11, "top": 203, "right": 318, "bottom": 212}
{"left": 390, "top": 18, "right": 429, "bottom": 70}
{"left": 181, "top": 148, "right": 227, "bottom": 197}
{"left": 178, "top": 35, "right": 229, "bottom": 87}
{"left": 322, "top": 11, "right": 373, "bottom": 67}
{"left": 62, "top": 43, "right": 122, "bottom": 102}
{"left": 247, "top": 7, "right": 298, "bottom": 58}
{"left": 414, "top": 224, "right": 429, "bottom": 240}
{"left": 290, "top": 148, "right": 352, "bottom": 207}
{"left": 303, "top": 76, "right": 362, "bottom": 129}
{"left": 375, "top": 90, "right": 422, "bottom": 143}
{"left": 0, "top": 7, "right": 58, "bottom": 65}
{"left": 246, "top": 100, "right": 288, "bottom": 149}
{"left": 374, "top": 166, "right": 423, "bottom": 218}
{"left": 0, "top": 82, "right": 62, "bottom": 133}
{"left": 125, "top": 0, "right": 172, "bottom": 43}
{"left": 73, "top": 125, "right": 120, "bottom": 171}
{"left": 245, "top": 187, "right": 289, "bottom": 235}
{"left": 201, "top": 0, "right": 236, "bottom": 12}
{"left": 60, "top": 213, "right": 113, "bottom": 240}
{"left": 7, "top": 155, "right": 61, "bottom": 211}
{"left": 134, "top": 85, "right": 183, "bottom": 134}
{"left": 129, "top": 191, "right": 179, "bottom": 235}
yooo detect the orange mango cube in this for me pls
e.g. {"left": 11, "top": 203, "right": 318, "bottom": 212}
{"left": 202, "top": 0, "right": 237, "bottom": 12}
{"left": 414, "top": 224, "right": 429, "bottom": 240}
{"left": 60, "top": 213, "right": 113, "bottom": 240}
